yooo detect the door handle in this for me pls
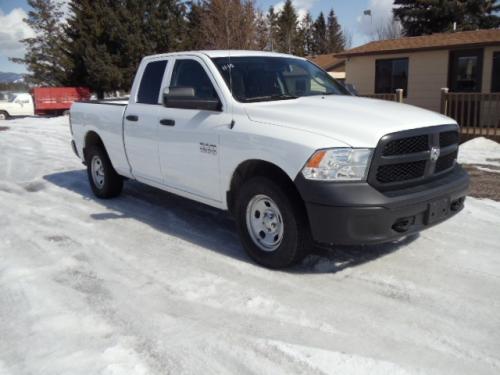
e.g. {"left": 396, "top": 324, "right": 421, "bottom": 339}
{"left": 126, "top": 115, "right": 139, "bottom": 122}
{"left": 160, "top": 119, "right": 175, "bottom": 126}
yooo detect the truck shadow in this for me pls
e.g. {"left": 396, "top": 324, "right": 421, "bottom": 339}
{"left": 44, "top": 170, "right": 418, "bottom": 274}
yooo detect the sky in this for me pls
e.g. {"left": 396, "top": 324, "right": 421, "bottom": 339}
{"left": 0, "top": 0, "right": 395, "bottom": 73}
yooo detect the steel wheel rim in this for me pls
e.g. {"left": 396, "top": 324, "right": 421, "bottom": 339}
{"left": 91, "top": 155, "right": 105, "bottom": 189}
{"left": 0, "top": 114, "right": 6, "bottom": 120}
{"left": 246, "top": 194, "right": 284, "bottom": 252}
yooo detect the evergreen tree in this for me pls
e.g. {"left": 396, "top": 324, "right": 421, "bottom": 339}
{"left": 255, "top": 10, "right": 269, "bottom": 50}
{"left": 185, "top": 1, "right": 205, "bottom": 49}
{"left": 65, "top": 0, "right": 186, "bottom": 97}
{"left": 300, "top": 12, "right": 315, "bottom": 56}
{"left": 394, "top": 0, "right": 500, "bottom": 36}
{"left": 326, "top": 9, "right": 345, "bottom": 53}
{"left": 276, "top": 0, "right": 298, "bottom": 53}
{"left": 312, "top": 12, "right": 327, "bottom": 54}
{"left": 10, "top": 0, "right": 69, "bottom": 85}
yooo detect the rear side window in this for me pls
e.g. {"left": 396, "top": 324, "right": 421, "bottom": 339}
{"left": 137, "top": 60, "right": 168, "bottom": 104}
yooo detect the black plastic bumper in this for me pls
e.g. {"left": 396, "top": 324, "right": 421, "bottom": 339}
{"left": 295, "top": 166, "right": 469, "bottom": 245}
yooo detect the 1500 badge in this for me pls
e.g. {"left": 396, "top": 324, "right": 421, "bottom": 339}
{"left": 200, "top": 142, "right": 217, "bottom": 155}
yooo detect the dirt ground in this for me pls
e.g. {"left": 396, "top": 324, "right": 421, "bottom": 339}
{"left": 462, "top": 164, "right": 500, "bottom": 201}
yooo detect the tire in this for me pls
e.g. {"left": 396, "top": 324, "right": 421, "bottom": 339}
{"left": 85, "top": 145, "right": 123, "bottom": 198}
{"left": 234, "top": 176, "right": 311, "bottom": 268}
{"left": 0, "top": 111, "right": 9, "bottom": 120}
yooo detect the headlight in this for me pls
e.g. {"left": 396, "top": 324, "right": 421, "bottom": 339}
{"left": 302, "top": 148, "right": 373, "bottom": 181}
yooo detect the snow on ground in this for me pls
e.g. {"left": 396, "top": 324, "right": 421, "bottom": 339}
{"left": 1, "top": 117, "right": 500, "bottom": 375}
{"left": 458, "top": 137, "right": 500, "bottom": 167}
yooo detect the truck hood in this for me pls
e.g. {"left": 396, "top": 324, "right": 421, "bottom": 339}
{"left": 244, "top": 95, "right": 456, "bottom": 147}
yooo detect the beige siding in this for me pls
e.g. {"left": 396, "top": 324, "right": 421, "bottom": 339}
{"left": 346, "top": 45, "right": 500, "bottom": 113}
{"left": 482, "top": 46, "right": 500, "bottom": 93}
{"left": 345, "top": 50, "right": 449, "bottom": 112}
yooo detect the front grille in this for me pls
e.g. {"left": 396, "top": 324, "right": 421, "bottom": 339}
{"left": 368, "top": 125, "right": 459, "bottom": 190}
{"left": 383, "top": 135, "right": 429, "bottom": 156}
{"left": 440, "top": 131, "right": 459, "bottom": 147}
{"left": 435, "top": 150, "right": 458, "bottom": 173}
{"left": 376, "top": 161, "right": 426, "bottom": 183}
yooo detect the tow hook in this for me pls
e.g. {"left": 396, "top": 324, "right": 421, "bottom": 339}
{"left": 392, "top": 216, "right": 415, "bottom": 233}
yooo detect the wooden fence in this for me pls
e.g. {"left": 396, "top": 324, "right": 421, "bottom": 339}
{"left": 361, "top": 89, "right": 404, "bottom": 103}
{"left": 440, "top": 88, "right": 500, "bottom": 141}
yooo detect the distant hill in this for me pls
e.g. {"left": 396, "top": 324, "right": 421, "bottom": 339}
{"left": 0, "top": 72, "right": 24, "bottom": 83}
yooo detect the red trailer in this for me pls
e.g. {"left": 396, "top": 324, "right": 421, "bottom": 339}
{"left": 32, "top": 87, "right": 91, "bottom": 115}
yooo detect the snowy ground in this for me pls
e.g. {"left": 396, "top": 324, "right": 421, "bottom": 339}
{"left": 1, "top": 117, "right": 500, "bottom": 375}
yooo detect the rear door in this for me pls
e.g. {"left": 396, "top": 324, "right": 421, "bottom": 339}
{"left": 157, "top": 56, "right": 231, "bottom": 202}
{"left": 124, "top": 58, "right": 170, "bottom": 183}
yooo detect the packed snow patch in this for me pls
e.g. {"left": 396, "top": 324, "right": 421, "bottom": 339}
{"left": 458, "top": 137, "right": 500, "bottom": 167}
{"left": 1, "top": 116, "right": 500, "bottom": 375}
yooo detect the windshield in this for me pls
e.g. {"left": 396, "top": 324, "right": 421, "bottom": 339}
{"left": 211, "top": 56, "right": 350, "bottom": 103}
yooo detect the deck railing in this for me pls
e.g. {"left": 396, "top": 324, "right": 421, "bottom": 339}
{"left": 440, "top": 88, "right": 500, "bottom": 141}
{"left": 360, "top": 89, "right": 404, "bottom": 103}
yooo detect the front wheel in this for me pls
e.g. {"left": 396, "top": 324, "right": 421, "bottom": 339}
{"left": 0, "top": 111, "right": 9, "bottom": 120}
{"left": 85, "top": 145, "right": 123, "bottom": 198}
{"left": 235, "top": 177, "right": 311, "bottom": 268}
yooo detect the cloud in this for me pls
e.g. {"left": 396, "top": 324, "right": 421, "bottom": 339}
{"left": 0, "top": 8, "right": 35, "bottom": 60}
{"left": 357, "top": 0, "right": 395, "bottom": 36}
{"left": 273, "top": 0, "right": 318, "bottom": 21}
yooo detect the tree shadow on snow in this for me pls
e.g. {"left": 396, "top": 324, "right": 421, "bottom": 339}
{"left": 44, "top": 170, "right": 418, "bottom": 274}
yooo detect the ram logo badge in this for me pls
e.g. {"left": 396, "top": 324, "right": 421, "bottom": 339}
{"left": 430, "top": 147, "right": 440, "bottom": 162}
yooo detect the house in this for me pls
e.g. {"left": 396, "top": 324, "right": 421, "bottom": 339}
{"left": 337, "top": 29, "right": 500, "bottom": 113}
{"left": 307, "top": 54, "right": 346, "bottom": 82}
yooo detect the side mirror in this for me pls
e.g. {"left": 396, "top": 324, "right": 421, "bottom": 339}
{"left": 163, "top": 86, "right": 222, "bottom": 111}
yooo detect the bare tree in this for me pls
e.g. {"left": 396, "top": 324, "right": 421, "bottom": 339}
{"left": 342, "top": 27, "right": 353, "bottom": 49}
{"left": 201, "top": 0, "right": 258, "bottom": 49}
{"left": 372, "top": 17, "right": 403, "bottom": 41}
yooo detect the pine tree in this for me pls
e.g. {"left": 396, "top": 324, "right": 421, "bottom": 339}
{"left": 255, "top": 10, "right": 269, "bottom": 50}
{"left": 300, "top": 12, "right": 314, "bottom": 56}
{"left": 276, "top": 0, "right": 298, "bottom": 54}
{"left": 64, "top": 0, "right": 186, "bottom": 97}
{"left": 326, "top": 9, "right": 345, "bottom": 53}
{"left": 312, "top": 12, "right": 327, "bottom": 55}
{"left": 185, "top": 1, "right": 205, "bottom": 49}
{"left": 10, "top": 0, "right": 69, "bottom": 85}
{"left": 394, "top": 0, "right": 500, "bottom": 37}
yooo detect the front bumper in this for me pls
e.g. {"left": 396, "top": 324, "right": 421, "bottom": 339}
{"left": 295, "top": 166, "right": 469, "bottom": 245}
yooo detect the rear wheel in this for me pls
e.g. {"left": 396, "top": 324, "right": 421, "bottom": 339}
{"left": 0, "top": 111, "right": 8, "bottom": 120}
{"left": 85, "top": 145, "right": 123, "bottom": 198}
{"left": 235, "top": 177, "right": 311, "bottom": 268}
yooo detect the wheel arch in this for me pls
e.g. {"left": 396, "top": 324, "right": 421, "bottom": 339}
{"left": 226, "top": 159, "right": 306, "bottom": 216}
{"left": 83, "top": 130, "right": 106, "bottom": 161}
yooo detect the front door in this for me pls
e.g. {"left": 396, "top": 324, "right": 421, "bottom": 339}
{"left": 158, "top": 57, "right": 230, "bottom": 202}
{"left": 124, "top": 58, "right": 169, "bottom": 183}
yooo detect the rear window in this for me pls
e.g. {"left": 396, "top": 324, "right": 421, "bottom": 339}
{"left": 137, "top": 60, "right": 168, "bottom": 104}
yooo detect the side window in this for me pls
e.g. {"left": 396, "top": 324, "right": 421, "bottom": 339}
{"left": 170, "top": 60, "right": 218, "bottom": 100}
{"left": 137, "top": 60, "right": 168, "bottom": 104}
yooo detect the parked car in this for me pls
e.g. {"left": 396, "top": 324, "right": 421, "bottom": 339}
{"left": 70, "top": 50, "right": 469, "bottom": 268}
{"left": 0, "top": 87, "right": 90, "bottom": 120}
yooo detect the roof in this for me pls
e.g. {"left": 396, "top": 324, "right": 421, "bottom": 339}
{"left": 145, "top": 50, "right": 303, "bottom": 60}
{"left": 307, "top": 54, "right": 346, "bottom": 71}
{"left": 337, "top": 29, "right": 500, "bottom": 58}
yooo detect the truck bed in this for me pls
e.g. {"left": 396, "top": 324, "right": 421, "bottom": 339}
{"left": 71, "top": 101, "right": 131, "bottom": 177}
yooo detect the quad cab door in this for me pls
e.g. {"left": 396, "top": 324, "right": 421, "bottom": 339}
{"left": 157, "top": 56, "right": 231, "bottom": 203}
{"left": 123, "top": 57, "right": 170, "bottom": 183}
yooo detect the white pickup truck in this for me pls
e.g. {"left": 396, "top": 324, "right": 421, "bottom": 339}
{"left": 70, "top": 50, "right": 469, "bottom": 268}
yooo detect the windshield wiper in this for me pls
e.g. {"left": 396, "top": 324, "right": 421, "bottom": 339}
{"left": 243, "top": 94, "right": 298, "bottom": 103}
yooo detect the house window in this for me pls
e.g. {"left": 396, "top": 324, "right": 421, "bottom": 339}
{"left": 375, "top": 58, "right": 409, "bottom": 96}
{"left": 448, "top": 49, "right": 483, "bottom": 92}
{"left": 492, "top": 52, "right": 500, "bottom": 93}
